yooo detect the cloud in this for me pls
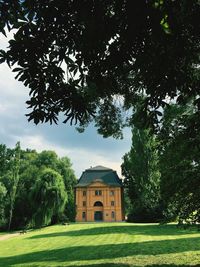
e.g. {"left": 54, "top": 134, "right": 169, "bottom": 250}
{"left": 11, "top": 133, "right": 125, "bottom": 177}
{"left": 0, "top": 33, "right": 131, "bottom": 178}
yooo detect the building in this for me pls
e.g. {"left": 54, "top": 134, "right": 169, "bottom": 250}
{"left": 75, "top": 166, "right": 124, "bottom": 222}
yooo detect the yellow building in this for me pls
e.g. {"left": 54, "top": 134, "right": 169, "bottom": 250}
{"left": 75, "top": 166, "right": 124, "bottom": 222}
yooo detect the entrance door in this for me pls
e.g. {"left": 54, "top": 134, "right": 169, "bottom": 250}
{"left": 94, "top": 211, "right": 103, "bottom": 221}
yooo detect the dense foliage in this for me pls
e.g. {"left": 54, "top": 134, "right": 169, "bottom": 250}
{"left": 159, "top": 102, "right": 200, "bottom": 224}
{"left": 122, "top": 128, "right": 163, "bottom": 222}
{"left": 0, "top": 1, "right": 199, "bottom": 138}
{"left": 0, "top": 143, "right": 77, "bottom": 230}
{"left": 123, "top": 102, "right": 200, "bottom": 225}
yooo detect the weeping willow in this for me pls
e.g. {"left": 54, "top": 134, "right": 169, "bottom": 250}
{"left": 31, "top": 168, "right": 67, "bottom": 228}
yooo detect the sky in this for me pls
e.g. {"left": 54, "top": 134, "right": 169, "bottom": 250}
{"left": 0, "top": 33, "right": 131, "bottom": 178}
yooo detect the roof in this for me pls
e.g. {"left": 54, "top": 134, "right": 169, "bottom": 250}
{"left": 76, "top": 165, "right": 123, "bottom": 187}
{"left": 85, "top": 165, "right": 112, "bottom": 171}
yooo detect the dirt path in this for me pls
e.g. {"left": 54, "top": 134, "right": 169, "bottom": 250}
{"left": 0, "top": 233, "right": 20, "bottom": 241}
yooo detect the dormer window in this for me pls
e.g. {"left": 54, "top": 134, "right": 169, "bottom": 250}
{"left": 95, "top": 190, "right": 102, "bottom": 196}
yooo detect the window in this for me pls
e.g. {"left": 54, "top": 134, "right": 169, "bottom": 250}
{"left": 111, "top": 201, "right": 115, "bottom": 206}
{"left": 83, "top": 201, "right": 86, "bottom": 206}
{"left": 95, "top": 190, "right": 102, "bottom": 196}
{"left": 83, "top": 191, "right": 86, "bottom": 196}
{"left": 82, "top": 212, "right": 86, "bottom": 219}
{"left": 111, "top": 211, "right": 115, "bottom": 219}
{"left": 110, "top": 190, "right": 114, "bottom": 196}
{"left": 94, "top": 201, "right": 103, "bottom": 207}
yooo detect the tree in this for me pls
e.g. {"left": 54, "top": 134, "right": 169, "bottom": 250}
{"left": 18, "top": 150, "right": 76, "bottom": 228}
{"left": 0, "top": 1, "right": 199, "bottom": 137}
{"left": 0, "top": 145, "right": 76, "bottom": 230}
{"left": 0, "top": 144, "right": 11, "bottom": 229}
{"left": 0, "top": 144, "right": 16, "bottom": 176}
{"left": 122, "top": 127, "right": 163, "bottom": 222}
{"left": 57, "top": 157, "right": 77, "bottom": 221}
{"left": 0, "top": 182, "right": 7, "bottom": 228}
{"left": 159, "top": 102, "right": 200, "bottom": 224}
{"left": 10, "top": 149, "right": 40, "bottom": 229}
{"left": 31, "top": 168, "right": 67, "bottom": 228}
{"left": 0, "top": 144, "right": 9, "bottom": 175}
{"left": 34, "top": 150, "right": 59, "bottom": 170}
{"left": 33, "top": 152, "right": 77, "bottom": 222}
{"left": 6, "top": 142, "right": 21, "bottom": 231}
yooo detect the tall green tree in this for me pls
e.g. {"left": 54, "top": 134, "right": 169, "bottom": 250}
{"left": 122, "top": 128, "right": 162, "bottom": 222}
{"left": 0, "top": 145, "right": 76, "bottom": 230}
{"left": 57, "top": 157, "right": 77, "bottom": 221}
{"left": 159, "top": 102, "right": 200, "bottom": 224}
{"left": 33, "top": 152, "right": 77, "bottom": 222}
{"left": 0, "top": 144, "right": 10, "bottom": 228}
{"left": 0, "top": 182, "right": 7, "bottom": 228}
{"left": 12, "top": 149, "right": 39, "bottom": 229}
{"left": 0, "top": 144, "right": 9, "bottom": 175}
{"left": 7, "top": 142, "right": 21, "bottom": 231}
{"left": 31, "top": 168, "right": 67, "bottom": 228}
{"left": 34, "top": 150, "right": 59, "bottom": 170}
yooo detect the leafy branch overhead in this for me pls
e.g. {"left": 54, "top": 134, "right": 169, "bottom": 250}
{"left": 0, "top": 0, "right": 199, "bottom": 137}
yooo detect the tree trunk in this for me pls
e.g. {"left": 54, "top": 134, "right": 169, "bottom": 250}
{"left": 8, "top": 205, "right": 13, "bottom": 231}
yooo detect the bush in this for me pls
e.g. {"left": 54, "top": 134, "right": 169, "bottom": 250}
{"left": 127, "top": 206, "right": 164, "bottom": 223}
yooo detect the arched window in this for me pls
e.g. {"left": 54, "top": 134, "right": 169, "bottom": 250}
{"left": 94, "top": 201, "right": 103, "bottom": 207}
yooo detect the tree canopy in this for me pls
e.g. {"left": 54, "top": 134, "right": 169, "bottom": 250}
{"left": 0, "top": 0, "right": 199, "bottom": 137}
{"left": 159, "top": 102, "right": 200, "bottom": 224}
{"left": 0, "top": 144, "right": 77, "bottom": 230}
{"left": 31, "top": 168, "right": 67, "bottom": 228}
{"left": 122, "top": 127, "right": 163, "bottom": 222}
{"left": 122, "top": 104, "right": 200, "bottom": 224}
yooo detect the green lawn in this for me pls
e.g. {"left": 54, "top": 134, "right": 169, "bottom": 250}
{"left": 0, "top": 223, "right": 200, "bottom": 267}
{"left": 0, "top": 233, "right": 6, "bottom": 236}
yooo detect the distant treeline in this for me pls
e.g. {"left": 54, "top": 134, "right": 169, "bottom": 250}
{"left": 0, "top": 143, "right": 77, "bottom": 230}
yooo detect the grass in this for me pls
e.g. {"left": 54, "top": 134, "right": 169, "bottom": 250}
{"left": 0, "top": 233, "right": 6, "bottom": 236}
{"left": 0, "top": 230, "right": 19, "bottom": 236}
{"left": 0, "top": 222, "right": 200, "bottom": 267}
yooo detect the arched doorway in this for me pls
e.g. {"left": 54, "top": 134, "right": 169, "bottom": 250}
{"left": 94, "top": 201, "right": 103, "bottom": 221}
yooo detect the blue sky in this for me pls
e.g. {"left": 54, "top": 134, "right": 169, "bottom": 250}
{"left": 0, "top": 33, "right": 131, "bottom": 178}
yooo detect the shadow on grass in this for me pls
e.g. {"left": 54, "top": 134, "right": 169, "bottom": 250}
{"left": 66, "top": 264, "right": 131, "bottom": 267}
{"left": 146, "top": 266, "right": 200, "bottom": 267}
{"left": 66, "top": 265, "right": 200, "bottom": 267}
{"left": 0, "top": 237, "right": 200, "bottom": 267}
{"left": 29, "top": 224, "right": 198, "bottom": 239}
{"left": 19, "top": 264, "right": 131, "bottom": 267}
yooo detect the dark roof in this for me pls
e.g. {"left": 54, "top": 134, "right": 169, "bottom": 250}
{"left": 86, "top": 165, "right": 112, "bottom": 171}
{"left": 76, "top": 166, "right": 123, "bottom": 187}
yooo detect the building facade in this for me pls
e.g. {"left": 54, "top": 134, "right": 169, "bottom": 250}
{"left": 75, "top": 166, "right": 124, "bottom": 222}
